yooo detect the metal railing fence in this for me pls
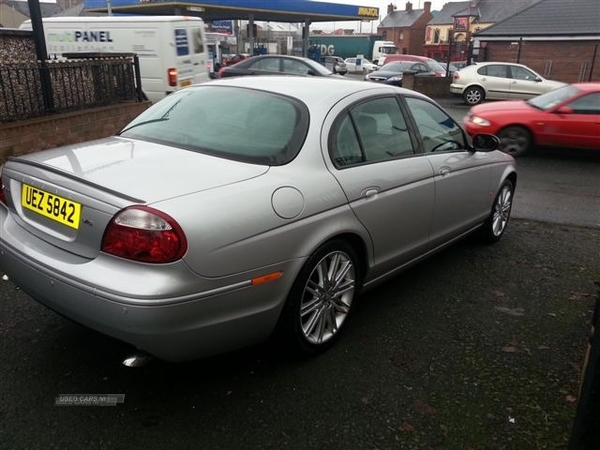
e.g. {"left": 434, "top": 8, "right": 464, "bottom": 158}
{"left": 0, "top": 53, "right": 143, "bottom": 123}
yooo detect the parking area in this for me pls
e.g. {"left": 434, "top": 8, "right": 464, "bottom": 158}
{"left": 1, "top": 146, "right": 599, "bottom": 449}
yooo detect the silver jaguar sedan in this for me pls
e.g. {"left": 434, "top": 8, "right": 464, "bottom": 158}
{"left": 0, "top": 76, "right": 516, "bottom": 362}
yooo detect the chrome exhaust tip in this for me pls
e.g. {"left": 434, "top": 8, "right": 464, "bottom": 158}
{"left": 122, "top": 353, "right": 154, "bottom": 368}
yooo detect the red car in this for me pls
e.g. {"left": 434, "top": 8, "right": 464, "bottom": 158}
{"left": 224, "top": 53, "right": 250, "bottom": 66}
{"left": 463, "top": 82, "right": 600, "bottom": 156}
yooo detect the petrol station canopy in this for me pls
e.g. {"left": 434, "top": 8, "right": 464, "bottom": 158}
{"left": 84, "top": 0, "right": 380, "bottom": 23}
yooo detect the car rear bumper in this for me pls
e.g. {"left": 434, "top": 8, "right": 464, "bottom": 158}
{"left": 0, "top": 208, "right": 302, "bottom": 362}
{"left": 450, "top": 84, "right": 464, "bottom": 95}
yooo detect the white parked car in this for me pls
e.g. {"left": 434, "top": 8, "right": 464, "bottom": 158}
{"left": 344, "top": 57, "right": 378, "bottom": 73}
{"left": 450, "top": 62, "right": 566, "bottom": 105}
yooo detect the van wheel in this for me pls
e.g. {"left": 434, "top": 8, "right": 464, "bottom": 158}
{"left": 275, "top": 240, "right": 360, "bottom": 356}
{"left": 463, "top": 86, "right": 484, "bottom": 105}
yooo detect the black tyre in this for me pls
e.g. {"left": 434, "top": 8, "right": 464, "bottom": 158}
{"left": 478, "top": 179, "right": 514, "bottom": 243}
{"left": 497, "top": 126, "right": 532, "bottom": 157}
{"left": 276, "top": 240, "right": 360, "bottom": 356}
{"left": 463, "top": 86, "right": 484, "bottom": 105}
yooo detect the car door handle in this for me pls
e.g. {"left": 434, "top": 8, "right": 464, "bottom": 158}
{"left": 439, "top": 167, "right": 451, "bottom": 176}
{"left": 193, "top": 62, "right": 200, "bottom": 66}
{"left": 362, "top": 188, "right": 380, "bottom": 198}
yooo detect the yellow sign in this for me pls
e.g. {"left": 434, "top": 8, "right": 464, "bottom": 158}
{"left": 358, "top": 6, "right": 379, "bottom": 18}
{"left": 21, "top": 184, "right": 81, "bottom": 229}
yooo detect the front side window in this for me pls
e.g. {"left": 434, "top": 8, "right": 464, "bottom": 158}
{"left": 283, "top": 59, "right": 312, "bottom": 75}
{"left": 566, "top": 92, "right": 600, "bottom": 114}
{"left": 415, "top": 63, "right": 428, "bottom": 73}
{"left": 330, "top": 97, "right": 415, "bottom": 167}
{"left": 119, "top": 86, "right": 308, "bottom": 165}
{"left": 405, "top": 97, "right": 465, "bottom": 153}
{"left": 512, "top": 66, "right": 537, "bottom": 81}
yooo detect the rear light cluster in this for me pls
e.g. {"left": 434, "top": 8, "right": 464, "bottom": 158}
{"left": 453, "top": 73, "right": 460, "bottom": 81}
{"left": 101, "top": 206, "right": 187, "bottom": 263}
{"left": 168, "top": 68, "right": 177, "bottom": 87}
{"left": 0, "top": 165, "right": 6, "bottom": 205}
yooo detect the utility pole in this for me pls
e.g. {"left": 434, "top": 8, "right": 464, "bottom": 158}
{"left": 27, "top": 0, "right": 54, "bottom": 112}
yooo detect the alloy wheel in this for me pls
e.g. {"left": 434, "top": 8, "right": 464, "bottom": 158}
{"left": 492, "top": 184, "right": 513, "bottom": 237}
{"left": 299, "top": 250, "right": 356, "bottom": 345}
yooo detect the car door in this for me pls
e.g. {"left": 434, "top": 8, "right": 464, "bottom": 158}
{"left": 508, "top": 65, "right": 547, "bottom": 99}
{"left": 478, "top": 64, "right": 511, "bottom": 100}
{"left": 538, "top": 92, "right": 600, "bottom": 148}
{"left": 327, "top": 96, "right": 435, "bottom": 278}
{"left": 403, "top": 96, "right": 493, "bottom": 247}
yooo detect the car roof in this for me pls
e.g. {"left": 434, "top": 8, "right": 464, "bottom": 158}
{"left": 245, "top": 55, "right": 314, "bottom": 63}
{"left": 472, "top": 61, "right": 530, "bottom": 67}
{"left": 206, "top": 75, "right": 429, "bottom": 105}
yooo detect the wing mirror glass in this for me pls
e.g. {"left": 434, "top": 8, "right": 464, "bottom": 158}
{"left": 556, "top": 106, "right": 573, "bottom": 114}
{"left": 472, "top": 133, "right": 500, "bottom": 152}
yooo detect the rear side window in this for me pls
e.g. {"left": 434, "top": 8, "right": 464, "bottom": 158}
{"left": 478, "top": 65, "right": 508, "bottom": 78}
{"left": 330, "top": 97, "right": 416, "bottom": 167}
{"left": 174, "top": 28, "right": 190, "bottom": 56}
{"left": 253, "top": 58, "right": 280, "bottom": 71}
{"left": 119, "top": 86, "right": 309, "bottom": 165}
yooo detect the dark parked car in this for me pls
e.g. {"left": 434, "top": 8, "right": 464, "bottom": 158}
{"left": 320, "top": 55, "right": 347, "bottom": 75}
{"left": 218, "top": 55, "right": 339, "bottom": 78}
{"left": 364, "top": 61, "right": 435, "bottom": 86}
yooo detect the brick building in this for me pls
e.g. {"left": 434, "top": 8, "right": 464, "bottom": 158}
{"left": 423, "top": 0, "right": 536, "bottom": 62}
{"left": 474, "top": 0, "right": 600, "bottom": 83}
{"left": 378, "top": 1, "right": 433, "bottom": 56}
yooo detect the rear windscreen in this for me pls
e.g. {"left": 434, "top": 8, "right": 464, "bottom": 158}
{"left": 119, "top": 85, "right": 310, "bottom": 166}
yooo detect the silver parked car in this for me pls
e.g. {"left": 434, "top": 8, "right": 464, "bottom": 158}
{"left": 0, "top": 77, "right": 517, "bottom": 362}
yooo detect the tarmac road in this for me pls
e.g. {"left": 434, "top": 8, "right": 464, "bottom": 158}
{"left": 1, "top": 219, "right": 598, "bottom": 450}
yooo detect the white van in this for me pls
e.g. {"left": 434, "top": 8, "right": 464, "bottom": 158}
{"left": 20, "top": 16, "right": 210, "bottom": 103}
{"left": 371, "top": 40, "right": 397, "bottom": 66}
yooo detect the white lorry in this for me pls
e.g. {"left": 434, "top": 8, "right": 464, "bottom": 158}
{"left": 372, "top": 40, "right": 398, "bottom": 66}
{"left": 20, "top": 16, "right": 210, "bottom": 103}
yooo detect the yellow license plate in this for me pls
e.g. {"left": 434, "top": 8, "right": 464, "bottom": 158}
{"left": 21, "top": 184, "right": 81, "bottom": 229}
{"left": 180, "top": 79, "right": 192, "bottom": 87}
